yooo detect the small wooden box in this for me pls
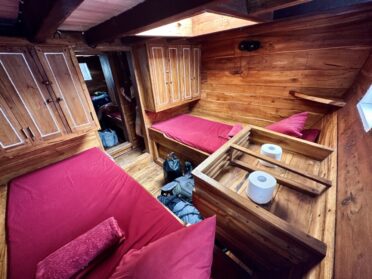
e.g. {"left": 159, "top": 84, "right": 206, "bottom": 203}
{"left": 192, "top": 125, "right": 336, "bottom": 278}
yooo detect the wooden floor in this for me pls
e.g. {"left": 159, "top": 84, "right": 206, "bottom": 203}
{"left": 115, "top": 149, "right": 164, "bottom": 197}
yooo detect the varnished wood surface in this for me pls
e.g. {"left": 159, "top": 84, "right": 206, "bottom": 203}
{"left": 22, "top": 0, "right": 84, "bottom": 42}
{"left": 191, "top": 5, "right": 372, "bottom": 127}
{"left": 0, "top": 0, "right": 18, "bottom": 20}
{"left": 335, "top": 51, "right": 372, "bottom": 279}
{"left": 290, "top": 91, "right": 346, "bottom": 108}
{"left": 193, "top": 117, "right": 337, "bottom": 278}
{"left": 0, "top": 131, "right": 102, "bottom": 185}
{"left": 148, "top": 127, "right": 209, "bottom": 166}
{"left": 60, "top": 0, "right": 145, "bottom": 31}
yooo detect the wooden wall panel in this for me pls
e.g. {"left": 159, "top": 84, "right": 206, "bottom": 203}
{"left": 335, "top": 52, "right": 372, "bottom": 279}
{"left": 0, "top": 131, "right": 102, "bottom": 185}
{"left": 192, "top": 6, "right": 372, "bottom": 126}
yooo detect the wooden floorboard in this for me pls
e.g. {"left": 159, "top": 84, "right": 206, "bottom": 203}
{"left": 115, "top": 149, "right": 164, "bottom": 197}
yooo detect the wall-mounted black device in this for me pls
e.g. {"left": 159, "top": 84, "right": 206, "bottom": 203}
{"left": 238, "top": 40, "right": 261, "bottom": 51}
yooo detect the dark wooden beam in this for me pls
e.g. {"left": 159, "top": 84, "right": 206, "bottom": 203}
{"left": 205, "top": 0, "right": 271, "bottom": 22}
{"left": 84, "top": 0, "right": 219, "bottom": 44}
{"left": 0, "top": 19, "right": 21, "bottom": 37}
{"left": 274, "top": 0, "right": 372, "bottom": 19}
{"left": 246, "top": 0, "right": 312, "bottom": 15}
{"left": 85, "top": 0, "right": 314, "bottom": 44}
{"left": 22, "top": 0, "right": 84, "bottom": 42}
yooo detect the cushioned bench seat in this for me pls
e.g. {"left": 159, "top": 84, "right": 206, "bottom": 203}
{"left": 6, "top": 148, "right": 183, "bottom": 279}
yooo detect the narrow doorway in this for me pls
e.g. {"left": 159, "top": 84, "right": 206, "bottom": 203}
{"left": 76, "top": 52, "right": 144, "bottom": 157}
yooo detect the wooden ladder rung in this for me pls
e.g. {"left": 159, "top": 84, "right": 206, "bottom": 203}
{"left": 230, "top": 144, "right": 332, "bottom": 188}
{"left": 231, "top": 159, "right": 324, "bottom": 196}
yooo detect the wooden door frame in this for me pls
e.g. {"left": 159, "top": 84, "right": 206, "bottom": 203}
{"left": 73, "top": 46, "right": 145, "bottom": 154}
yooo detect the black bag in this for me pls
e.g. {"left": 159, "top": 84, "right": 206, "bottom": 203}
{"left": 163, "top": 153, "right": 182, "bottom": 184}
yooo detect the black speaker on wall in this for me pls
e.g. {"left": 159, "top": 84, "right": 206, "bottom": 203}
{"left": 238, "top": 40, "right": 261, "bottom": 51}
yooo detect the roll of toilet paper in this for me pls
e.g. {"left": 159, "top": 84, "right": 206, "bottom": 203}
{"left": 246, "top": 171, "right": 277, "bottom": 204}
{"left": 259, "top": 143, "right": 283, "bottom": 168}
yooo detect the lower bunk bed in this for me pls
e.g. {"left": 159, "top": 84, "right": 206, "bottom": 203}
{"left": 149, "top": 114, "right": 242, "bottom": 166}
{"left": 149, "top": 111, "right": 323, "bottom": 168}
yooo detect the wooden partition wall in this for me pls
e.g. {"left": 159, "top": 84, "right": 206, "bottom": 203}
{"left": 335, "top": 52, "right": 372, "bottom": 278}
{"left": 191, "top": 4, "right": 372, "bottom": 127}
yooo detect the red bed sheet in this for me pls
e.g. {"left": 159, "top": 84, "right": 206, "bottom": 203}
{"left": 152, "top": 114, "right": 233, "bottom": 154}
{"left": 6, "top": 148, "right": 183, "bottom": 279}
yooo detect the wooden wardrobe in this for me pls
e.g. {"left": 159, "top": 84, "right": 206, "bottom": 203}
{"left": 135, "top": 43, "right": 201, "bottom": 112}
{"left": 0, "top": 44, "right": 101, "bottom": 183}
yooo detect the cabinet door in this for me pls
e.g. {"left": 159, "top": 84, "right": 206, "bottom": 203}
{"left": 0, "top": 95, "right": 29, "bottom": 151}
{"left": 168, "top": 47, "right": 181, "bottom": 103}
{"left": 36, "top": 48, "right": 96, "bottom": 133}
{"left": 0, "top": 51, "right": 63, "bottom": 141}
{"left": 148, "top": 46, "right": 169, "bottom": 108}
{"left": 180, "top": 46, "right": 192, "bottom": 100}
{"left": 192, "top": 47, "right": 201, "bottom": 98}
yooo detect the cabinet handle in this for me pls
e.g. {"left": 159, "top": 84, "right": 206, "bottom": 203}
{"left": 56, "top": 97, "right": 63, "bottom": 102}
{"left": 46, "top": 98, "right": 53, "bottom": 104}
{"left": 27, "top": 127, "right": 35, "bottom": 139}
{"left": 42, "top": 80, "right": 52, "bottom": 85}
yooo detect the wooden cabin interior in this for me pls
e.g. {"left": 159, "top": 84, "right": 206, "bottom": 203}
{"left": 0, "top": 0, "right": 371, "bottom": 278}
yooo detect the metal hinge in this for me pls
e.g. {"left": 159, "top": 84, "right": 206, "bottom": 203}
{"left": 90, "top": 112, "right": 95, "bottom": 121}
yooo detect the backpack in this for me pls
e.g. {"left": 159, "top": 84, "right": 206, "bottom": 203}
{"left": 163, "top": 153, "right": 182, "bottom": 184}
{"left": 99, "top": 129, "right": 118, "bottom": 148}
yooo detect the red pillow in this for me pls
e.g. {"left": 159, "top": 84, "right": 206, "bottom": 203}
{"left": 109, "top": 216, "right": 216, "bottom": 279}
{"left": 266, "top": 112, "right": 308, "bottom": 138}
{"left": 301, "top": 129, "right": 320, "bottom": 142}
{"left": 36, "top": 217, "right": 124, "bottom": 279}
{"left": 228, "top": 124, "right": 243, "bottom": 138}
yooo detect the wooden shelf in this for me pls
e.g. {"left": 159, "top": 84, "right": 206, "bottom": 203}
{"left": 290, "top": 91, "right": 346, "bottom": 108}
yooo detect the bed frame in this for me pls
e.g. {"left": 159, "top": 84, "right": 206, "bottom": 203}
{"left": 148, "top": 127, "right": 209, "bottom": 166}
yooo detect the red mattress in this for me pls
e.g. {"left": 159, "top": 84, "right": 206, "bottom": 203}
{"left": 152, "top": 114, "right": 233, "bottom": 154}
{"left": 6, "top": 148, "right": 183, "bottom": 279}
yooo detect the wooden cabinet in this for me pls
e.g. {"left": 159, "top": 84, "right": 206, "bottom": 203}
{"left": 148, "top": 45, "right": 170, "bottom": 108}
{"left": 168, "top": 46, "right": 181, "bottom": 103}
{"left": 136, "top": 43, "right": 201, "bottom": 112}
{"left": 35, "top": 47, "right": 96, "bottom": 133}
{"left": 0, "top": 50, "right": 63, "bottom": 143}
{"left": 0, "top": 46, "right": 98, "bottom": 153}
{"left": 0, "top": 94, "right": 29, "bottom": 151}
{"left": 192, "top": 47, "right": 201, "bottom": 98}
{"left": 180, "top": 46, "right": 192, "bottom": 101}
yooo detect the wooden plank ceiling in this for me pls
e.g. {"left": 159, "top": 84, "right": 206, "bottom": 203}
{"left": 59, "top": 0, "right": 145, "bottom": 31}
{"left": 0, "top": 0, "right": 19, "bottom": 21}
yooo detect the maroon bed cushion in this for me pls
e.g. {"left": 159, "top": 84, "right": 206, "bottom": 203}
{"left": 266, "top": 112, "right": 308, "bottom": 138}
{"left": 110, "top": 216, "right": 216, "bottom": 279}
{"left": 36, "top": 217, "right": 124, "bottom": 279}
{"left": 7, "top": 148, "right": 183, "bottom": 279}
{"left": 301, "top": 129, "right": 320, "bottom": 142}
{"left": 152, "top": 114, "right": 233, "bottom": 154}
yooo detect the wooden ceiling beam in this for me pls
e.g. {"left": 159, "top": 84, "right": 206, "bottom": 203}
{"left": 274, "top": 0, "right": 372, "bottom": 19}
{"left": 246, "top": 0, "right": 313, "bottom": 15}
{"left": 84, "top": 0, "right": 218, "bottom": 45}
{"left": 85, "top": 0, "right": 314, "bottom": 44}
{"left": 22, "top": 0, "right": 84, "bottom": 42}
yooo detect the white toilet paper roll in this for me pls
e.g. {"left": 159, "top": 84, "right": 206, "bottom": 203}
{"left": 259, "top": 144, "right": 282, "bottom": 168}
{"left": 246, "top": 171, "right": 277, "bottom": 204}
